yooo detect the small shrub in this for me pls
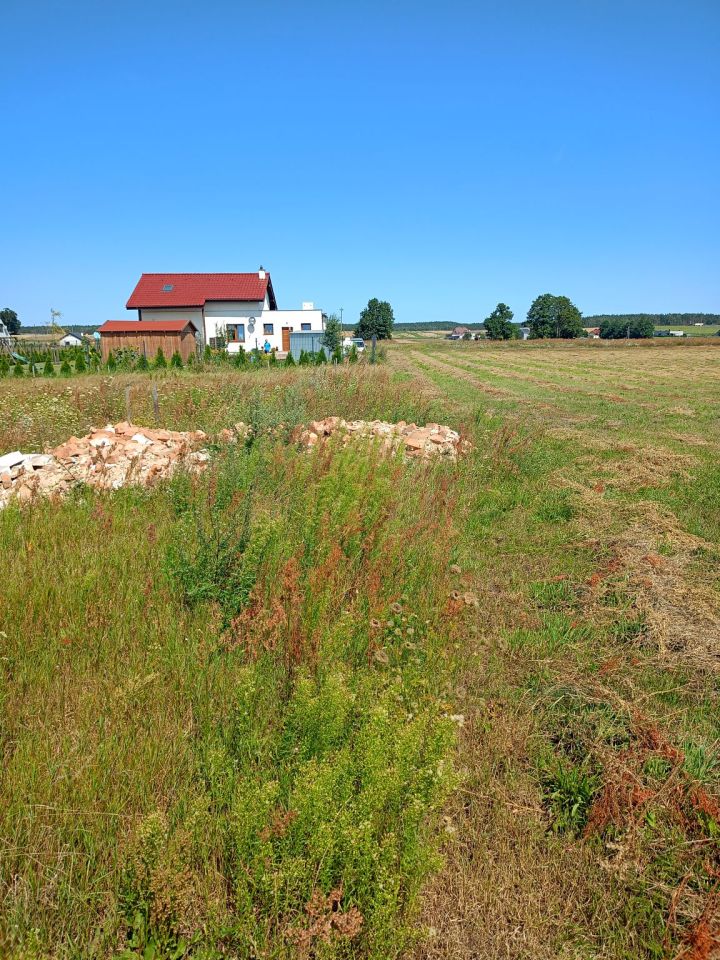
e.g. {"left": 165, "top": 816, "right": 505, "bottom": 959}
{"left": 540, "top": 756, "right": 599, "bottom": 833}
{"left": 348, "top": 344, "right": 359, "bottom": 364}
{"left": 74, "top": 354, "right": 86, "bottom": 374}
{"left": 298, "top": 349, "right": 311, "bottom": 366}
{"left": 0, "top": 355, "right": 9, "bottom": 377}
{"left": 106, "top": 352, "right": 117, "bottom": 372}
{"left": 153, "top": 348, "right": 167, "bottom": 369}
{"left": 170, "top": 351, "right": 183, "bottom": 369}
{"left": 59, "top": 359, "right": 72, "bottom": 377}
{"left": 284, "top": 351, "right": 296, "bottom": 367}
{"left": 232, "top": 348, "right": 247, "bottom": 368}
{"left": 315, "top": 347, "right": 327, "bottom": 365}
{"left": 135, "top": 353, "right": 149, "bottom": 371}
{"left": 43, "top": 358, "right": 55, "bottom": 376}
{"left": 203, "top": 344, "right": 212, "bottom": 363}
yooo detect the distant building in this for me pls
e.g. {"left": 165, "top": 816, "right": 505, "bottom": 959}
{"left": 58, "top": 332, "right": 84, "bottom": 347}
{"left": 125, "top": 269, "right": 324, "bottom": 354}
{"left": 446, "top": 325, "right": 472, "bottom": 340}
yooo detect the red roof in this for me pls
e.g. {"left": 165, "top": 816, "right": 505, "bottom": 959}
{"left": 98, "top": 319, "right": 199, "bottom": 333}
{"left": 126, "top": 273, "right": 277, "bottom": 309}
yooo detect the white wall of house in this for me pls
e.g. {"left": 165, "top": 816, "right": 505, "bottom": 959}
{"left": 204, "top": 300, "right": 266, "bottom": 351}
{"left": 206, "top": 305, "right": 324, "bottom": 354}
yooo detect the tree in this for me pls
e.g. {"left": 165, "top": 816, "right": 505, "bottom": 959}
{"left": 484, "top": 303, "right": 516, "bottom": 340}
{"left": 355, "top": 298, "right": 394, "bottom": 340}
{"left": 322, "top": 314, "right": 342, "bottom": 354}
{"left": 0, "top": 308, "right": 20, "bottom": 335}
{"left": 599, "top": 317, "right": 655, "bottom": 339}
{"left": 527, "top": 294, "right": 583, "bottom": 339}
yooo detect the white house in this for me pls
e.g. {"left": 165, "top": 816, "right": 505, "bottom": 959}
{"left": 126, "top": 269, "right": 324, "bottom": 354}
{"left": 0, "top": 320, "right": 10, "bottom": 343}
{"left": 58, "top": 332, "right": 84, "bottom": 347}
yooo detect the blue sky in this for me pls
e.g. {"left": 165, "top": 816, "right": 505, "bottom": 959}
{"left": 1, "top": 0, "right": 718, "bottom": 328}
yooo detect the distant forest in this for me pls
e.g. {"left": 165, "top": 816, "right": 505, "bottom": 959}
{"left": 394, "top": 321, "right": 485, "bottom": 331}
{"left": 17, "top": 324, "right": 97, "bottom": 334}
{"left": 584, "top": 313, "right": 720, "bottom": 326}
{"left": 395, "top": 314, "right": 719, "bottom": 332}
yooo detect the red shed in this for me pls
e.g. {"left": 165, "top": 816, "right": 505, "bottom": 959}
{"left": 98, "top": 319, "right": 199, "bottom": 363}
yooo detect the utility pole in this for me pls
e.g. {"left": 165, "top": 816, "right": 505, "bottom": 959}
{"left": 340, "top": 307, "right": 344, "bottom": 341}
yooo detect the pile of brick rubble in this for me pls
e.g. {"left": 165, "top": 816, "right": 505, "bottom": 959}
{"left": 1, "top": 417, "right": 468, "bottom": 509}
{"left": 0, "top": 422, "right": 209, "bottom": 509}
{"left": 296, "top": 417, "right": 469, "bottom": 459}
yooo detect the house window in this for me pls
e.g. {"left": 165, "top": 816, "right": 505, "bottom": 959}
{"left": 263, "top": 322, "right": 274, "bottom": 336}
{"left": 301, "top": 322, "right": 311, "bottom": 331}
{"left": 226, "top": 323, "right": 245, "bottom": 343}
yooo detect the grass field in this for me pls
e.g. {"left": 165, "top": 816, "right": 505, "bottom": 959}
{"left": 2, "top": 340, "right": 720, "bottom": 959}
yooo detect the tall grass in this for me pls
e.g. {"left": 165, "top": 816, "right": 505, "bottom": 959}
{"left": 0, "top": 420, "right": 463, "bottom": 957}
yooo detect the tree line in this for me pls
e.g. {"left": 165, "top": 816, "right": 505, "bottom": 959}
{"left": 585, "top": 313, "right": 720, "bottom": 327}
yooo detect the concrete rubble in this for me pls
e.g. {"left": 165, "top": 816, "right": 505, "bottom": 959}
{"left": 296, "top": 417, "right": 470, "bottom": 460}
{"left": 0, "top": 422, "right": 209, "bottom": 509}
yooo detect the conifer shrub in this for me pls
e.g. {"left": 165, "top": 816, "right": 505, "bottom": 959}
{"left": 60, "top": 359, "right": 72, "bottom": 377}
{"left": 154, "top": 348, "right": 167, "bottom": 369}
{"left": 106, "top": 352, "right": 117, "bottom": 372}
{"left": 315, "top": 347, "right": 327, "bottom": 365}
{"left": 170, "top": 351, "right": 183, "bottom": 369}
{"left": 232, "top": 348, "right": 247, "bottom": 368}
{"left": 43, "top": 358, "right": 55, "bottom": 376}
{"left": 348, "top": 343, "right": 359, "bottom": 363}
{"left": 13, "top": 362, "right": 24, "bottom": 377}
{"left": 75, "top": 354, "right": 86, "bottom": 374}
{"left": 298, "top": 349, "right": 311, "bottom": 366}
{"left": 136, "top": 353, "right": 149, "bottom": 371}
{"left": 284, "top": 351, "right": 296, "bottom": 367}
{"left": 0, "top": 355, "right": 10, "bottom": 377}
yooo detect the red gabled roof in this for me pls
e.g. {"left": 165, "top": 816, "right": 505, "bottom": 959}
{"left": 98, "top": 319, "right": 199, "bottom": 333}
{"left": 126, "top": 273, "right": 277, "bottom": 310}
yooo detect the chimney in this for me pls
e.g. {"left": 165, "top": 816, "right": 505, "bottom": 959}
{"left": 258, "top": 265, "right": 266, "bottom": 280}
